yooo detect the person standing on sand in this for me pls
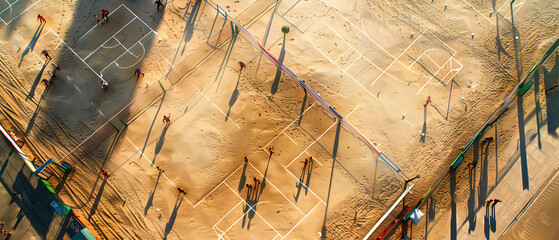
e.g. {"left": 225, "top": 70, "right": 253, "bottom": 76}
{"left": 178, "top": 187, "right": 186, "bottom": 195}
{"left": 101, "top": 81, "right": 108, "bottom": 90}
{"left": 94, "top": 15, "right": 101, "bottom": 25}
{"left": 485, "top": 199, "right": 493, "bottom": 207}
{"left": 268, "top": 146, "right": 274, "bottom": 155}
{"left": 101, "top": 10, "right": 109, "bottom": 22}
{"left": 155, "top": 0, "right": 164, "bottom": 11}
{"left": 492, "top": 199, "right": 502, "bottom": 208}
{"left": 244, "top": 156, "right": 248, "bottom": 164}
{"left": 101, "top": 169, "right": 109, "bottom": 178}
{"left": 135, "top": 68, "right": 145, "bottom": 80}
{"left": 423, "top": 96, "right": 431, "bottom": 106}
{"left": 301, "top": 158, "right": 309, "bottom": 169}
{"left": 41, "top": 50, "right": 52, "bottom": 61}
{"left": 37, "top": 14, "right": 46, "bottom": 23}
{"left": 238, "top": 61, "right": 246, "bottom": 71}
{"left": 162, "top": 114, "right": 170, "bottom": 124}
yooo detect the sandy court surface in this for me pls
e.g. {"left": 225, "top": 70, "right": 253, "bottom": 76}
{"left": 0, "top": 0, "right": 557, "bottom": 239}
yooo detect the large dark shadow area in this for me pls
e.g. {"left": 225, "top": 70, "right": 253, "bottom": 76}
{"left": 544, "top": 53, "right": 559, "bottom": 135}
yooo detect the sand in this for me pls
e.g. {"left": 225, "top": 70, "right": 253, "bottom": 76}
{"left": 0, "top": 0, "right": 557, "bottom": 239}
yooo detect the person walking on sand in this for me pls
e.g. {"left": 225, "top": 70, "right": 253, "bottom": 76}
{"left": 178, "top": 187, "right": 186, "bottom": 195}
{"left": 101, "top": 169, "right": 109, "bottom": 178}
{"left": 244, "top": 156, "right": 248, "bottom": 164}
{"left": 301, "top": 158, "right": 309, "bottom": 168}
{"left": 101, "top": 81, "right": 108, "bottom": 90}
{"left": 423, "top": 96, "right": 431, "bottom": 106}
{"left": 268, "top": 146, "right": 274, "bottom": 155}
{"left": 485, "top": 199, "right": 493, "bottom": 207}
{"left": 253, "top": 177, "right": 260, "bottom": 184}
{"left": 135, "top": 68, "right": 145, "bottom": 80}
{"left": 238, "top": 61, "right": 246, "bottom": 71}
{"left": 101, "top": 9, "right": 109, "bottom": 22}
{"left": 155, "top": 0, "right": 164, "bottom": 11}
{"left": 37, "top": 14, "right": 46, "bottom": 23}
{"left": 162, "top": 114, "right": 170, "bottom": 124}
{"left": 42, "top": 79, "right": 51, "bottom": 87}
{"left": 546, "top": 84, "right": 558, "bottom": 93}
{"left": 41, "top": 50, "right": 52, "bottom": 61}
{"left": 492, "top": 199, "right": 502, "bottom": 207}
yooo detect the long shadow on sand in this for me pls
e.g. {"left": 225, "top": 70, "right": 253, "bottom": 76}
{"left": 140, "top": 93, "right": 166, "bottom": 157}
{"left": 26, "top": 61, "right": 49, "bottom": 100}
{"left": 271, "top": 34, "right": 287, "bottom": 95}
{"left": 88, "top": 177, "right": 108, "bottom": 220}
{"left": 294, "top": 159, "right": 313, "bottom": 202}
{"left": 152, "top": 124, "right": 169, "bottom": 165}
{"left": 25, "top": 81, "right": 52, "bottom": 136}
{"left": 420, "top": 106, "right": 427, "bottom": 143}
{"left": 145, "top": 169, "right": 163, "bottom": 215}
{"left": 164, "top": 193, "right": 184, "bottom": 239}
{"left": 320, "top": 121, "right": 341, "bottom": 238}
{"left": 226, "top": 72, "right": 241, "bottom": 121}
{"left": 544, "top": 53, "right": 559, "bottom": 135}
{"left": 18, "top": 22, "right": 45, "bottom": 67}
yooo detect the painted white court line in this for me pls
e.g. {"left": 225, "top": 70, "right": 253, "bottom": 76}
{"left": 0, "top": 0, "right": 43, "bottom": 25}
{"left": 286, "top": 105, "right": 359, "bottom": 169}
{"left": 126, "top": 136, "right": 194, "bottom": 207}
{"left": 78, "top": 4, "right": 126, "bottom": 41}
{"left": 247, "top": 161, "right": 306, "bottom": 216}
{"left": 305, "top": 34, "right": 381, "bottom": 101}
{"left": 222, "top": 182, "right": 282, "bottom": 238}
{"left": 461, "top": 0, "right": 496, "bottom": 25}
{"left": 192, "top": 164, "right": 245, "bottom": 208}
{"left": 83, "top": 18, "right": 137, "bottom": 60}
{"left": 281, "top": 201, "right": 322, "bottom": 239}
{"left": 191, "top": 83, "right": 241, "bottom": 129}
{"left": 263, "top": 102, "right": 317, "bottom": 148}
{"left": 283, "top": 132, "right": 299, "bottom": 146}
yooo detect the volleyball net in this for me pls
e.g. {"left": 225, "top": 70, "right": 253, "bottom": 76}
{"left": 228, "top": 17, "right": 408, "bottom": 180}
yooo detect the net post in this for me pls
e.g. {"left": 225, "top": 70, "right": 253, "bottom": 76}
{"left": 158, "top": 80, "right": 166, "bottom": 93}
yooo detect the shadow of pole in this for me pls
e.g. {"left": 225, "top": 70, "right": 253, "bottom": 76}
{"left": 543, "top": 54, "right": 559, "bottom": 135}
{"left": 214, "top": 33, "right": 238, "bottom": 93}
{"left": 297, "top": 89, "right": 307, "bottom": 126}
{"left": 516, "top": 95, "right": 529, "bottom": 190}
{"left": 140, "top": 93, "right": 166, "bottom": 158}
{"left": 320, "top": 121, "right": 341, "bottom": 238}
{"left": 467, "top": 158, "right": 477, "bottom": 233}
{"left": 271, "top": 34, "right": 287, "bottom": 95}
{"left": 533, "top": 70, "right": 542, "bottom": 148}
{"left": 450, "top": 169, "right": 457, "bottom": 240}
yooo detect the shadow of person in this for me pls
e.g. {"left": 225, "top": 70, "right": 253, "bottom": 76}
{"left": 88, "top": 177, "right": 108, "bottom": 220}
{"left": 145, "top": 170, "right": 163, "bottom": 215}
{"left": 420, "top": 105, "right": 427, "bottom": 143}
{"left": 237, "top": 163, "right": 247, "bottom": 192}
{"left": 164, "top": 193, "right": 185, "bottom": 239}
{"left": 241, "top": 182, "right": 259, "bottom": 230}
{"left": 19, "top": 23, "right": 45, "bottom": 67}
{"left": 27, "top": 61, "right": 49, "bottom": 100}
{"left": 152, "top": 125, "right": 169, "bottom": 165}
{"left": 226, "top": 72, "right": 241, "bottom": 121}
{"left": 484, "top": 203, "right": 490, "bottom": 239}
{"left": 304, "top": 160, "right": 313, "bottom": 195}
{"left": 490, "top": 203, "right": 497, "bottom": 232}
{"left": 293, "top": 163, "right": 307, "bottom": 202}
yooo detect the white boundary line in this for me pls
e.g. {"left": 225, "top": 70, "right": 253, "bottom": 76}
{"left": 191, "top": 83, "right": 241, "bottom": 129}
{"left": 125, "top": 136, "right": 194, "bottom": 206}
{"left": 0, "top": 0, "right": 43, "bottom": 25}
